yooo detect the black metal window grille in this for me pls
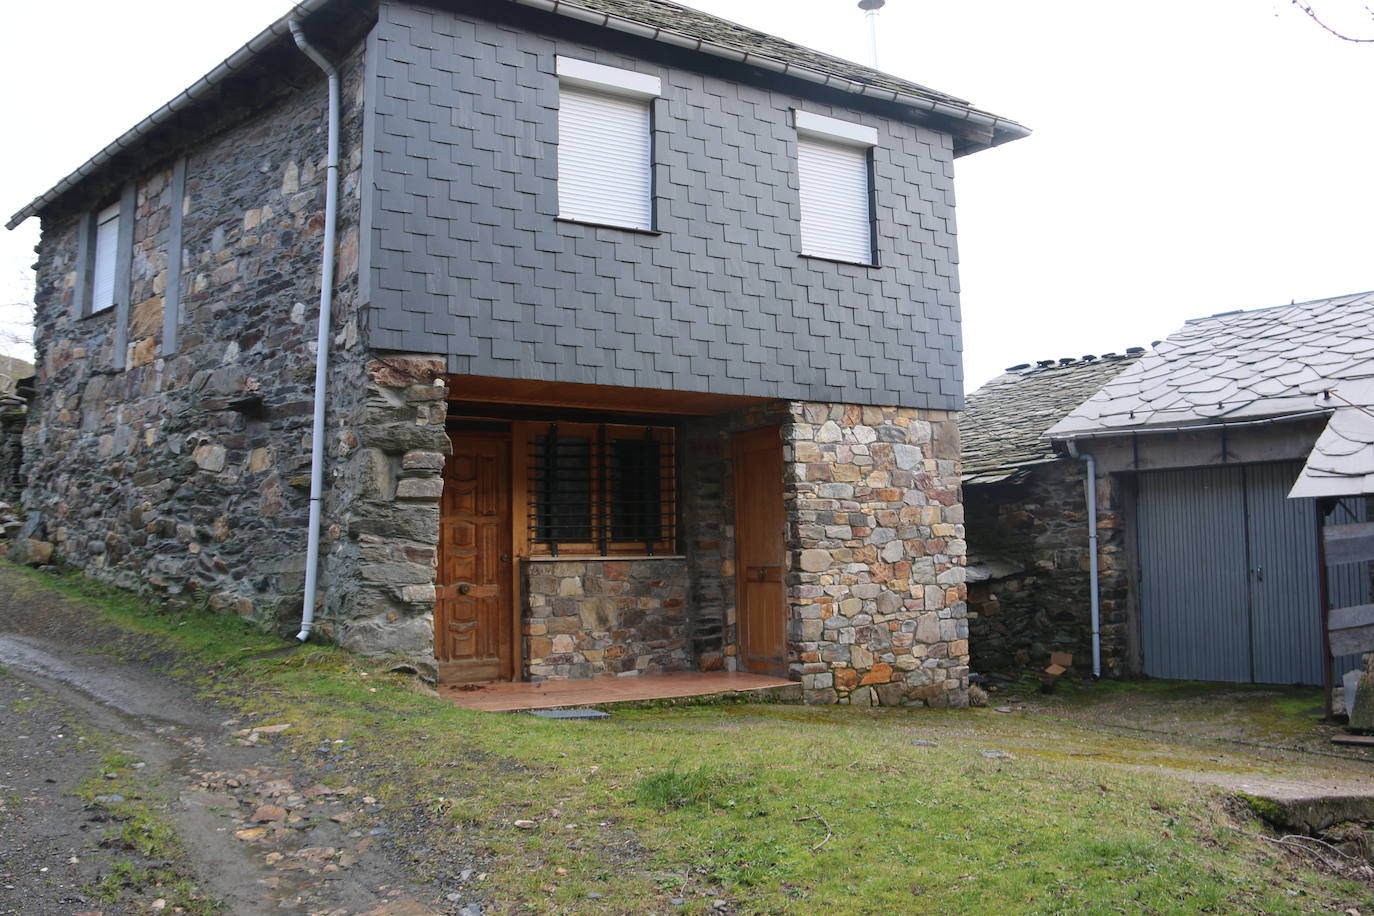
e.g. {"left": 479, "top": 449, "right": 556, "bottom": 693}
{"left": 530, "top": 423, "right": 675, "bottom": 555}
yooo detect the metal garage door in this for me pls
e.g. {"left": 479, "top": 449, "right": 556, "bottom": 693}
{"left": 1137, "top": 462, "right": 1367, "bottom": 685}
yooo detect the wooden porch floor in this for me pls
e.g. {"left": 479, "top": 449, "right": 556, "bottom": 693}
{"left": 440, "top": 671, "right": 797, "bottom": 712}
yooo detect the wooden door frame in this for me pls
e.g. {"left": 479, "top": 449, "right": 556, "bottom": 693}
{"left": 732, "top": 425, "right": 788, "bottom": 677}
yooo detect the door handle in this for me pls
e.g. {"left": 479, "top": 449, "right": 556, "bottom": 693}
{"left": 1253, "top": 567, "right": 1264, "bottom": 582}
{"left": 457, "top": 582, "right": 473, "bottom": 595}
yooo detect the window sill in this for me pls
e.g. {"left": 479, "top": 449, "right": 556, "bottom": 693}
{"left": 81, "top": 305, "right": 116, "bottom": 320}
{"left": 800, "top": 252, "right": 879, "bottom": 269}
{"left": 556, "top": 216, "right": 662, "bottom": 236}
{"left": 525, "top": 554, "right": 686, "bottom": 563}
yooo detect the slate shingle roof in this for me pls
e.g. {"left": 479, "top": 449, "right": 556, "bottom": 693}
{"left": 7, "top": 0, "right": 1026, "bottom": 228}
{"left": 1289, "top": 377, "right": 1374, "bottom": 498}
{"left": 561, "top": 0, "right": 973, "bottom": 109}
{"left": 1044, "top": 291, "right": 1374, "bottom": 440}
{"left": 960, "top": 353, "right": 1143, "bottom": 485}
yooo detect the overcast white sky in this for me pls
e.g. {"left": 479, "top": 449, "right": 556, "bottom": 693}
{"left": 2, "top": 0, "right": 1371, "bottom": 389}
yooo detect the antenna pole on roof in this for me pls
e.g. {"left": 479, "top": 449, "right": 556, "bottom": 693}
{"left": 858, "top": 0, "right": 885, "bottom": 68}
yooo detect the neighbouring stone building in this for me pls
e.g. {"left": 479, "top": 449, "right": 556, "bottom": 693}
{"left": 960, "top": 353, "right": 1141, "bottom": 678}
{"left": 965, "top": 294, "right": 1374, "bottom": 689}
{"left": 7, "top": 0, "right": 1026, "bottom": 704}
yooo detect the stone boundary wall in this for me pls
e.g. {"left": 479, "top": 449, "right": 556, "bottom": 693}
{"left": 524, "top": 558, "right": 690, "bottom": 680}
{"left": 964, "top": 463, "right": 1131, "bottom": 679}
{"left": 21, "top": 41, "right": 382, "bottom": 635}
{"left": 785, "top": 403, "right": 969, "bottom": 707}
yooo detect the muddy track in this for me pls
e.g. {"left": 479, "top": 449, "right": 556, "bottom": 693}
{"left": 0, "top": 568, "right": 470, "bottom": 916}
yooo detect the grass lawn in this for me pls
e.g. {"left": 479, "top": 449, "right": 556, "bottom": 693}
{"left": 11, "top": 563, "right": 1373, "bottom": 915}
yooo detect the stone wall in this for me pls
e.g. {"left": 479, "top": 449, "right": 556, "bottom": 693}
{"left": 20, "top": 40, "right": 409, "bottom": 642}
{"left": 964, "top": 462, "right": 1130, "bottom": 677}
{"left": 524, "top": 558, "right": 690, "bottom": 680}
{"left": 0, "top": 396, "right": 26, "bottom": 506}
{"left": 785, "top": 403, "right": 969, "bottom": 707}
{"left": 316, "top": 356, "right": 449, "bottom": 660}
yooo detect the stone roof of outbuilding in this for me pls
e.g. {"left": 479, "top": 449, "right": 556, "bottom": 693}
{"left": 1045, "top": 290, "right": 1374, "bottom": 440}
{"left": 6, "top": 0, "right": 1027, "bottom": 228}
{"left": 960, "top": 352, "right": 1143, "bottom": 485}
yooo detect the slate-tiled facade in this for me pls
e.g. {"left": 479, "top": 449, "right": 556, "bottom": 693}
{"left": 363, "top": 1, "right": 965, "bottom": 409}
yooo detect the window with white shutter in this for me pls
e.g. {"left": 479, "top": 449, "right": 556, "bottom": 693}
{"left": 795, "top": 111, "right": 878, "bottom": 265}
{"left": 556, "top": 58, "right": 661, "bottom": 232}
{"left": 91, "top": 202, "right": 120, "bottom": 314}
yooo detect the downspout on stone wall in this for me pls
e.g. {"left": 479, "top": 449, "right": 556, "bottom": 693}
{"left": 1068, "top": 441, "right": 1102, "bottom": 678}
{"left": 289, "top": 20, "right": 340, "bottom": 642}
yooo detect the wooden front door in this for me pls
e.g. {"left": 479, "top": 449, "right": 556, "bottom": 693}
{"left": 733, "top": 426, "right": 787, "bottom": 676}
{"left": 436, "top": 431, "right": 514, "bottom": 683}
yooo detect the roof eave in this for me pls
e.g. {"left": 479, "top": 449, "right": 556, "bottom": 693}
{"left": 1043, "top": 407, "right": 1336, "bottom": 444}
{"left": 6, "top": 0, "right": 342, "bottom": 230}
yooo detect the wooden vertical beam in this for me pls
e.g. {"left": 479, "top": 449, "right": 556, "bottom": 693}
{"left": 1317, "top": 496, "right": 1337, "bottom": 718}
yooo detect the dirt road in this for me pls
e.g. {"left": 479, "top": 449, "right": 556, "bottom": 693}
{"left": 0, "top": 568, "right": 465, "bottom": 916}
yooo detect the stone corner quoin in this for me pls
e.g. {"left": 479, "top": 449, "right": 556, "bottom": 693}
{"left": 785, "top": 403, "right": 969, "bottom": 707}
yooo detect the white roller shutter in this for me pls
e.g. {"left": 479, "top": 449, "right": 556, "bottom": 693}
{"left": 91, "top": 202, "right": 121, "bottom": 313}
{"left": 558, "top": 85, "right": 652, "bottom": 231}
{"left": 798, "top": 135, "right": 872, "bottom": 264}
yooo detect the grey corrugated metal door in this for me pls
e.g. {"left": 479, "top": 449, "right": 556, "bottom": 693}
{"left": 1138, "top": 462, "right": 1367, "bottom": 685}
{"left": 1247, "top": 463, "right": 1323, "bottom": 684}
{"left": 1137, "top": 466, "right": 1251, "bottom": 682}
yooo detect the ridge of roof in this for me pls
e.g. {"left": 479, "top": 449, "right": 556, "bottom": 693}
{"left": 1185, "top": 288, "right": 1374, "bottom": 324}
{"left": 7, "top": 0, "right": 1028, "bottom": 229}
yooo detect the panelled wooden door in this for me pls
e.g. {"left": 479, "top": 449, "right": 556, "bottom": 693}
{"left": 436, "top": 431, "right": 514, "bottom": 683}
{"left": 733, "top": 426, "right": 787, "bottom": 676}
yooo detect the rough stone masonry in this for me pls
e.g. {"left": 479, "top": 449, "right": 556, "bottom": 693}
{"left": 785, "top": 403, "right": 969, "bottom": 707}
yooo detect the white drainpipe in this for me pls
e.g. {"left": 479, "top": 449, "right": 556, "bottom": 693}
{"left": 1067, "top": 441, "right": 1102, "bottom": 678}
{"left": 289, "top": 20, "right": 340, "bottom": 642}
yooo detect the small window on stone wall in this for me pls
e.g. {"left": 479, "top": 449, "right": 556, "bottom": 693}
{"left": 529, "top": 423, "right": 675, "bottom": 556}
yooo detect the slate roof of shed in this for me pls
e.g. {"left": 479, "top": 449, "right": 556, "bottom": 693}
{"left": 960, "top": 352, "right": 1143, "bottom": 485}
{"left": 1044, "top": 290, "right": 1374, "bottom": 440}
{"left": 1289, "top": 377, "right": 1374, "bottom": 498}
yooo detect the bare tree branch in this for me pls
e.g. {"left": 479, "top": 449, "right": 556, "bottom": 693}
{"left": 1291, "top": 0, "right": 1374, "bottom": 42}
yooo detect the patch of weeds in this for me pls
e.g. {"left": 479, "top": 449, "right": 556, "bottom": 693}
{"left": 636, "top": 766, "right": 720, "bottom": 809}
{"left": 94, "top": 861, "right": 217, "bottom": 916}
{"left": 78, "top": 748, "right": 220, "bottom": 914}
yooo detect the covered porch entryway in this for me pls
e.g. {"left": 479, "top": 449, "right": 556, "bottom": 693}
{"left": 433, "top": 375, "right": 790, "bottom": 687}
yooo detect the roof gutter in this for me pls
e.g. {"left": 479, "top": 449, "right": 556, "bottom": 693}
{"left": 6, "top": 0, "right": 336, "bottom": 230}
{"left": 1044, "top": 408, "right": 1335, "bottom": 445}
{"left": 509, "top": 0, "right": 1029, "bottom": 147}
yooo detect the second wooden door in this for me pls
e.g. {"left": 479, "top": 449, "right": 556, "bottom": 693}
{"left": 733, "top": 426, "right": 787, "bottom": 676}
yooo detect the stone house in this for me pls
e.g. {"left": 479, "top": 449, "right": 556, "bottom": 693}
{"left": 1034, "top": 292, "right": 1374, "bottom": 687}
{"left": 960, "top": 351, "right": 1143, "bottom": 678}
{"left": 6, "top": 0, "right": 1027, "bottom": 705}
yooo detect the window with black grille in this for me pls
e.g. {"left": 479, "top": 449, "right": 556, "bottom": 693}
{"left": 529, "top": 423, "right": 675, "bottom": 555}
